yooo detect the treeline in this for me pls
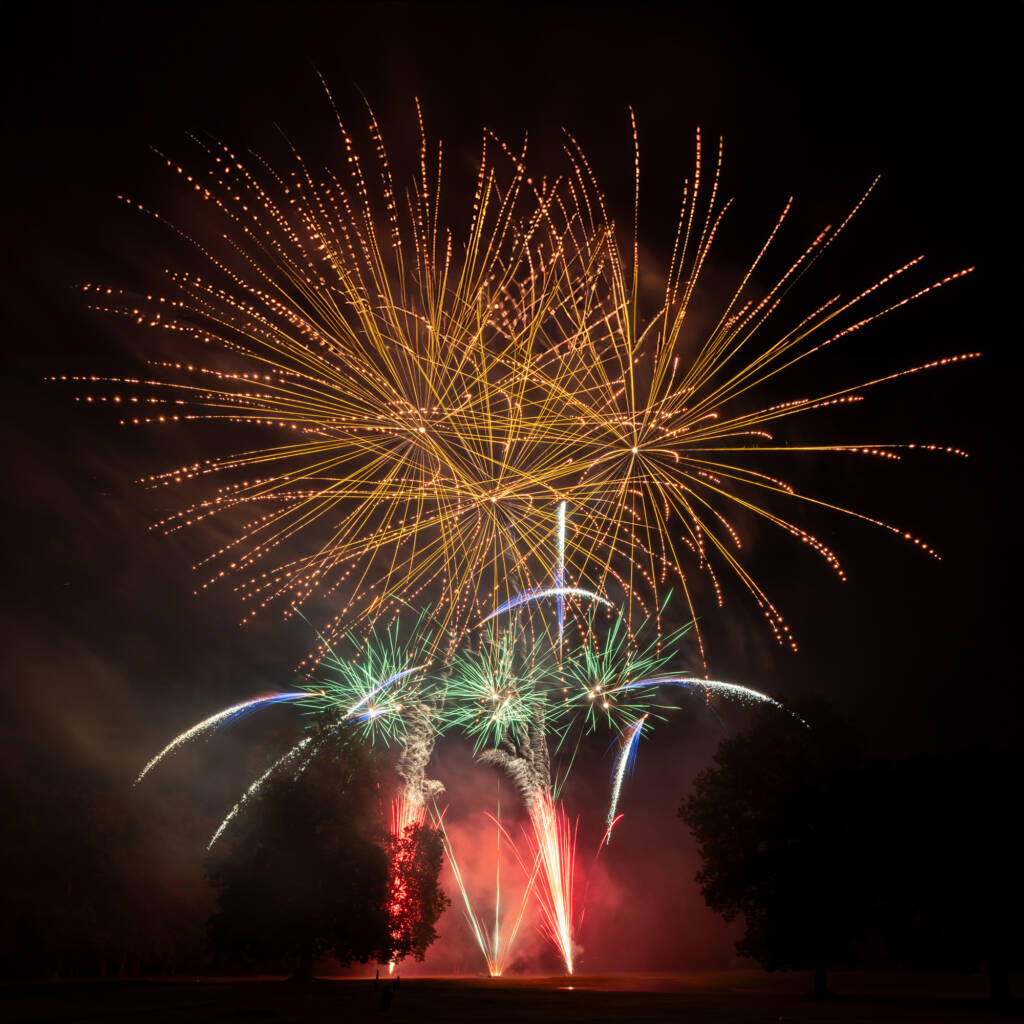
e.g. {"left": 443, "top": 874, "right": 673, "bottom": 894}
{"left": 680, "top": 700, "right": 1022, "bottom": 1002}
{"left": 205, "top": 729, "right": 447, "bottom": 979}
{"left": 4, "top": 702, "right": 1019, "bottom": 993}
{"left": 1, "top": 727, "right": 447, "bottom": 980}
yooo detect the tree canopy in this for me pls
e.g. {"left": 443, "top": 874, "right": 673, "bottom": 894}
{"left": 679, "top": 700, "right": 872, "bottom": 996}
{"left": 387, "top": 821, "right": 448, "bottom": 963}
{"left": 206, "top": 729, "right": 446, "bottom": 978}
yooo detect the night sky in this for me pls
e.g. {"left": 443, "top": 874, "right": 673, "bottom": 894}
{"left": 0, "top": 3, "right": 1011, "bottom": 974}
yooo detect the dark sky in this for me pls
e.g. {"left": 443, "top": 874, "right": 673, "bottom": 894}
{"left": 0, "top": 2, "right": 1012, "bottom": 973}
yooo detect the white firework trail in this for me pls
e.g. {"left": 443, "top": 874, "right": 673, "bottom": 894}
{"left": 207, "top": 733, "right": 316, "bottom": 850}
{"left": 556, "top": 501, "right": 566, "bottom": 643}
{"left": 135, "top": 692, "right": 307, "bottom": 784}
{"left": 622, "top": 676, "right": 806, "bottom": 723}
{"left": 606, "top": 715, "right": 646, "bottom": 845}
{"left": 480, "top": 587, "right": 611, "bottom": 626}
{"left": 347, "top": 666, "right": 420, "bottom": 717}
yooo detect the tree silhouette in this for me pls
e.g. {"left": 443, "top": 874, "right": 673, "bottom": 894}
{"left": 679, "top": 700, "right": 871, "bottom": 997}
{"left": 207, "top": 730, "right": 445, "bottom": 978}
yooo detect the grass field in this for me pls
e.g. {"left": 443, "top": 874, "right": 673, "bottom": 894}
{"left": 3, "top": 970, "right": 1021, "bottom": 1023}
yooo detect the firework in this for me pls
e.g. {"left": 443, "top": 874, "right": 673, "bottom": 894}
{"left": 556, "top": 501, "right": 567, "bottom": 643}
{"left": 135, "top": 691, "right": 310, "bottom": 784}
{"left": 386, "top": 795, "right": 427, "bottom": 970}
{"left": 561, "top": 605, "right": 693, "bottom": 733}
{"left": 391, "top": 793, "right": 427, "bottom": 837}
{"left": 442, "top": 622, "right": 562, "bottom": 751}
{"left": 605, "top": 715, "right": 646, "bottom": 844}
{"left": 78, "top": 94, "right": 605, "bottom": 647}
{"left": 480, "top": 586, "right": 611, "bottom": 627}
{"left": 621, "top": 675, "right": 800, "bottom": 720}
{"left": 434, "top": 805, "right": 538, "bottom": 976}
{"left": 298, "top": 614, "right": 435, "bottom": 744}
{"left": 524, "top": 789, "right": 578, "bottom": 973}
{"left": 201, "top": 672, "right": 437, "bottom": 852}
{"left": 76, "top": 97, "right": 974, "bottom": 660}
{"left": 208, "top": 732, "right": 316, "bottom": 849}
{"left": 530, "top": 122, "right": 975, "bottom": 655}
{"left": 381, "top": 705, "right": 444, "bottom": 969}
{"left": 477, "top": 710, "right": 578, "bottom": 971}
{"left": 90, "top": 93, "right": 977, "bottom": 980}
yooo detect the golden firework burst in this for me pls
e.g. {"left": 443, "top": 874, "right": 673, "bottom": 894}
{"left": 69, "top": 92, "right": 975, "bottom": 662}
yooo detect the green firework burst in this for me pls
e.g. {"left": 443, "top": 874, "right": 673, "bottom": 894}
{"left": 561, "top": 605, "right": 695, "bottom": 733}
{"left": 441, "top": 620, "right": 567, "bottom": 751}
{"left": 296, "top": 613, "right": 437, "bottom": 746}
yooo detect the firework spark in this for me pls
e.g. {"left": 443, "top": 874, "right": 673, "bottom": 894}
{"left": 299, "top": 614, "right": 435, "bottom": 743}
{"left": 207, "top": 732, "right": 315, "bottom": 850}
{"left": 605, "top": 715, "right": 646, "bottom": 844}
{"left": 75, "top": 98, "right": 973, "bottom": 659}
{"left": 621, "top": 675, "right": 800, "bottom": 720}
{"left": 135, "top": 691, "right": 309, "bottom": 784}
{"left": 556, "top": 501, "right": 567, "bottom": 644}
{"left": 480, "top": 587, "right": 612, "bottom": 627}
{"left": 477, "top": 711, "right": 577, "bottom": 971}
{"left": 433, "top": 805, "right": 538, "bottom": 976}
{"left": 525, "top": 789, "right": 577, "bottom": 973}
{"left": 443, "top": 622, "right": 560, "bottom": 752}
{"left": 386, "top": 790, "right": 429, "bottom": 970}
{"left": 562, "top": 605, "right": 693, "bottom": 733}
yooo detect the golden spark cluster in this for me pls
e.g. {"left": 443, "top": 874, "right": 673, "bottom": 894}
{"left": 69, "top": 93, "right": 976, "bottom": 660}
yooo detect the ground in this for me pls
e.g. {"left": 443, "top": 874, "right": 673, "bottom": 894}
{"left": 3, "top": 970, "right": 1020, "bottom": 1022}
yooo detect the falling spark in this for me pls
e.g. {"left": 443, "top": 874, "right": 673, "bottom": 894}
{"left": 135, "top": 692, "right": 309, "bottom": 784}
{"left": 606, "top": 715, "right": 646, "bottom": 844}
{"left": 207, "top": 734, "right": 314, "bottom": 849}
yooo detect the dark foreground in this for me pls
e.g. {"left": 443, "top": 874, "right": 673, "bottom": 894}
{"left": 3, "top": 970, "right": 1021, "bottom": 1023}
